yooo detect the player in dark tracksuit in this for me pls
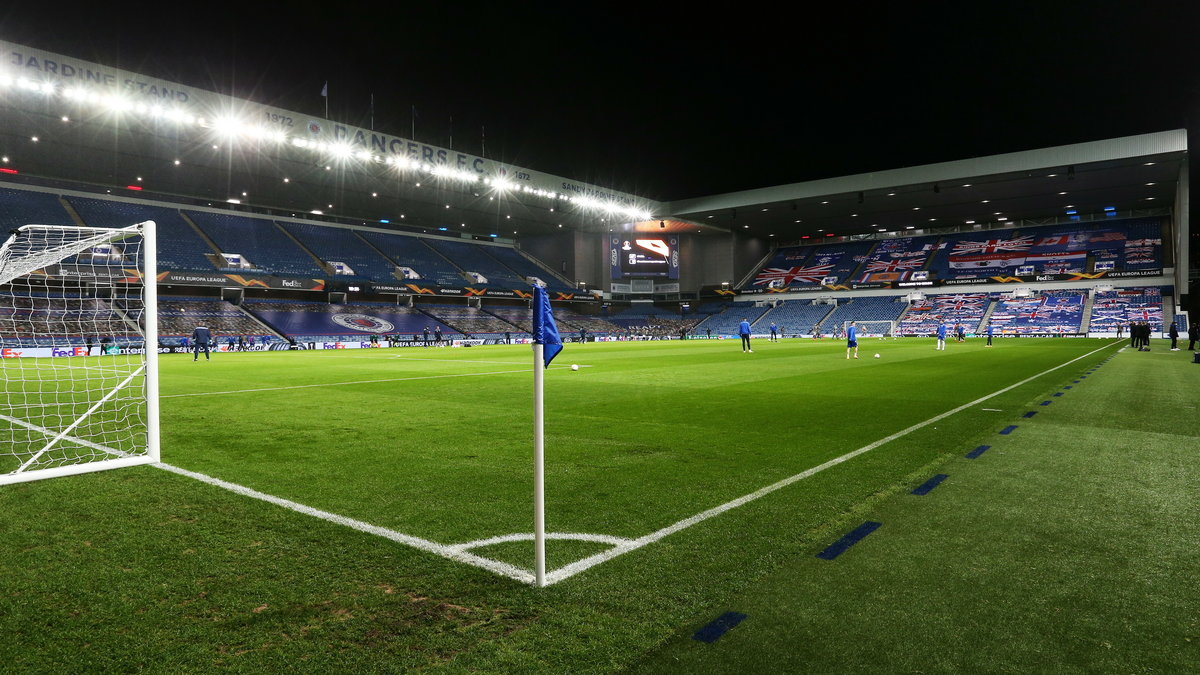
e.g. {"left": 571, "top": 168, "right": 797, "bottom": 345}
{"left": 192, "top": 325, "right": 212, "bottom": 361}
{"left": 738, "top": 319, "right": 753, "bottom": 353}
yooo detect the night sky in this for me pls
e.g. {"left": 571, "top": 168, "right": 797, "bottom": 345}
{"left": 2, "top": 3, "right": 1196, "bottom": 202}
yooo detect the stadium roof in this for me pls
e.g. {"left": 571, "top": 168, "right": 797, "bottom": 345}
{"left": 662, "top": 130, "right": 1186, "bottom": 242}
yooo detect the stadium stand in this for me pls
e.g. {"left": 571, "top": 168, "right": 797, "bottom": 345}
{"left": 817, "top": 296, "right": 907, "bottom": 333}
{"left": 748, "top": 218, "right": 1168, "bottom": 291}
{"left": 553, "top": 308, "right": 624, "bottom": 335}
{"left": 746, "top": 241, "right": 877, "bottom": 289}
{"left": 484, "top": 306, "right": 533, "bottom": 334}
{"left": 356, "top": 231, "right": 467, "bottom": 287}
{"left": 746, "top": 244, "right": 815, "bottom": 289}
{"left": 154, "top": 297, "right": 274, "bottom": 346}
{"left": 68, "top": 197, "right": 215, "bottom": 271}
{"left": 243, "top": 299, "right": 455, "bottom": 343}
{"left": 756, "top": 300, "right": 836, "bottom": 336}
{"left": 1087, "top": 287, "right": 1165, "bottom": 333}
{"left": 483, "top": 247, "right": 575, "bottom": 292}
{"left": 421, "top": 304, "right": 519, "bottom": 336}
{"left": 989, "top": 290, "right": 1087, "bottom": 335}
{"left": 0, "top": 187, "right": 74, "bottom": 231}
{"left": 0, "top": 294, "right": 136, "bottom": 347}
{"left": 604, "top": 304, "right": 699, "bottom": 338}
{"left": 278, "top": 221, "right": 397, "bottom": 282}
{"left": 186, "top": 211, "right": 325, "bottom": 277}
{"left": 694, "top": 302, "right": 772, "bottom": 335}
{"left": 422, "top": 238, "right": 528, "bottom": 287}
{"left": 898, "top": 293, "right": 993, "bottom": 336}
{"left": 853, "top": 235, "right": 941, "bottom": 284}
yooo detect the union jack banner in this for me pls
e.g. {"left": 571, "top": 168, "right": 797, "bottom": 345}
{"left": 865, "top": 258, "right": 925, "bottom": 272}
{"left": 951, "top": 236, "right": 1034, "bottom": 256}
{"left": 936, "top": 300, "right": 983, "bottom": 312}
{"left": 752, "top": 264, "right": 834, "bottom": 286}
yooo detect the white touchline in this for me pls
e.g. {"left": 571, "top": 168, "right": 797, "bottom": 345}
{"left": 541, "top": 339, "right": 1123, "bottom": 585}
{"left": 155, "top": 339, "right": 1119, "bottom": 587}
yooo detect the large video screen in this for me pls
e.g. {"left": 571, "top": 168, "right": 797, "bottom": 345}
{"left": 609, "top": 236, "right": 679, "bottom": 278}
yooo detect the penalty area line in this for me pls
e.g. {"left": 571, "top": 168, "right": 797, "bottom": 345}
{"left": 543, "top": 339, "right": 1123, "bottom": 585}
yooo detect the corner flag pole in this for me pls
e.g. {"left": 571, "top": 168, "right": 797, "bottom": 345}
{"left": 533, "top": 342, "right": 546, "bottom": 587}
{"left": 531, "top": 285, "right": 562, "bottom": 588}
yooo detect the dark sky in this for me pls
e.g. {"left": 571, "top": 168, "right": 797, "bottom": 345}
{"left": 2, "top": 2, "right": 1196, "bottom": 202}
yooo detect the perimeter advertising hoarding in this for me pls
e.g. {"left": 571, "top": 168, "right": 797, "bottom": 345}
{"left": 36, "top": 265, "right": 326, "bottom": 290}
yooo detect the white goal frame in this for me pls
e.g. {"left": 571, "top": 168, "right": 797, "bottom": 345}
{"left": 845, "top": 319, "right": 896, "bottom": 338}
{"left": 0, "top": 221, "right": 159, "bottom": 485}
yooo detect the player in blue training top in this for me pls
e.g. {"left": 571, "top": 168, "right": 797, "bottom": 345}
{"left": 985, "top": 321, "right": 994, "bottom": 347}
{"left": 738, "top": 318, "right": 753, "bottom": 353}
{"left": 769, "top": 322, "right": 779, "bottom": 342}
{"left": 192, "top": 325, "right": 212, "bottom": 362}
{"left": 846, "top": 320, "right": 860, "bottom": 359}
{"left": 936, "top": 321, "right": 947, "bottom": 351}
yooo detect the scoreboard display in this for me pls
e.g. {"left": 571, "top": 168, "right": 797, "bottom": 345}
{"left": 610, "top": 236, "right": 680, "bottom": 278}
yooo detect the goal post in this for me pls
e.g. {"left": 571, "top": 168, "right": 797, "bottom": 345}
{"left": 845, "top": 319, "right": 896, "bottom": 339}
{"left": 0, "top": 221, "right": 159, "bottom": 485}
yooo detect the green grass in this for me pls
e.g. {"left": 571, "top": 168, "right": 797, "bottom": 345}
{"left": 1, "top": 337, "right": 1195, "bottom": 672}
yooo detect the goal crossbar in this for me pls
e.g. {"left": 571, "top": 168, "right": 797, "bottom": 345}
{"left": 1, "top": 220, "right": 159, "bottom": 486}
{"left": 0, "top": 224, "right": 141, "bottom": 286}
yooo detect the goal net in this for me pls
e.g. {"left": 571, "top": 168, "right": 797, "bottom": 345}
{"left": 0, "top": 222, "right": 159, "bottom": 485}
{"left": 845, "top": 320, "right": 896, "bottom": 338}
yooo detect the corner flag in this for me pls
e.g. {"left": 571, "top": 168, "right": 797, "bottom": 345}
{"left": 532, "top": 285, "right": 562, "bottom": 366}
{"left": 530, "top": 284, "right": 562, "bottom": 587}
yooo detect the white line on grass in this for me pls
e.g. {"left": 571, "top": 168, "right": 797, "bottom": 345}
{"left": 389, "top": 356, "right": 532, "bottom": 365}
{"left": 161, "top": 368, "right": 536, "bottom": 398}
{"left": 542, "top": 338, "right": 1123, "bottom": 585}
{"left": 158, "top": 339, "right": 1120, "bottom": 586}
{"left": 153, "top": 462, "right": 538, "bottom": 585}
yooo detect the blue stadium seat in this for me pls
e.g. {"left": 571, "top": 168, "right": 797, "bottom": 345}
{"left": 186, "top": 211, "right": 325, "bottom": 277}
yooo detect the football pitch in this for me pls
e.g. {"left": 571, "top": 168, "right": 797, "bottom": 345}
{"left": 2, "top": 336, "right": 1197, "bottom": 672}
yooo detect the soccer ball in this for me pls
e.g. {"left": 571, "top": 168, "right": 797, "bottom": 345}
{"left": 570, "top": 364, "right": 579, "bottom": 371}
{"left": 874, "top": 353, "right": 881, "bottom": 359}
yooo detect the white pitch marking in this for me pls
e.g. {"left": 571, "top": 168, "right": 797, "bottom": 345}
{"left": 389, "top": 356, "right": 532, "bottom": 365}
{"left": 448, "top": 531, "right": 635, "bottom": 554}
{"left": 157, "top": 340, "right": 1120, "bottom": 587}
{"left": 541, "top": 339, "right": 1124, "bottom": 585}
{"left": 153, "top": 463, "right": 537, "bottom": 585}
{"left": 161, "top": 368, "right": 536, "bottom": 398}
{"left": 981, "top": 408, "right": 1003, "bottom": 412}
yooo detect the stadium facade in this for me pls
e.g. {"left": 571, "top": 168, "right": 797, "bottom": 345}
{"left": 0, "top": 39, "right": 1192, "bottom": 347}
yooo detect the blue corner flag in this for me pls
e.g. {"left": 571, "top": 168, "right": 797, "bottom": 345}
{"left": 532, "top": 285, "right": 562, "bottom": 367}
